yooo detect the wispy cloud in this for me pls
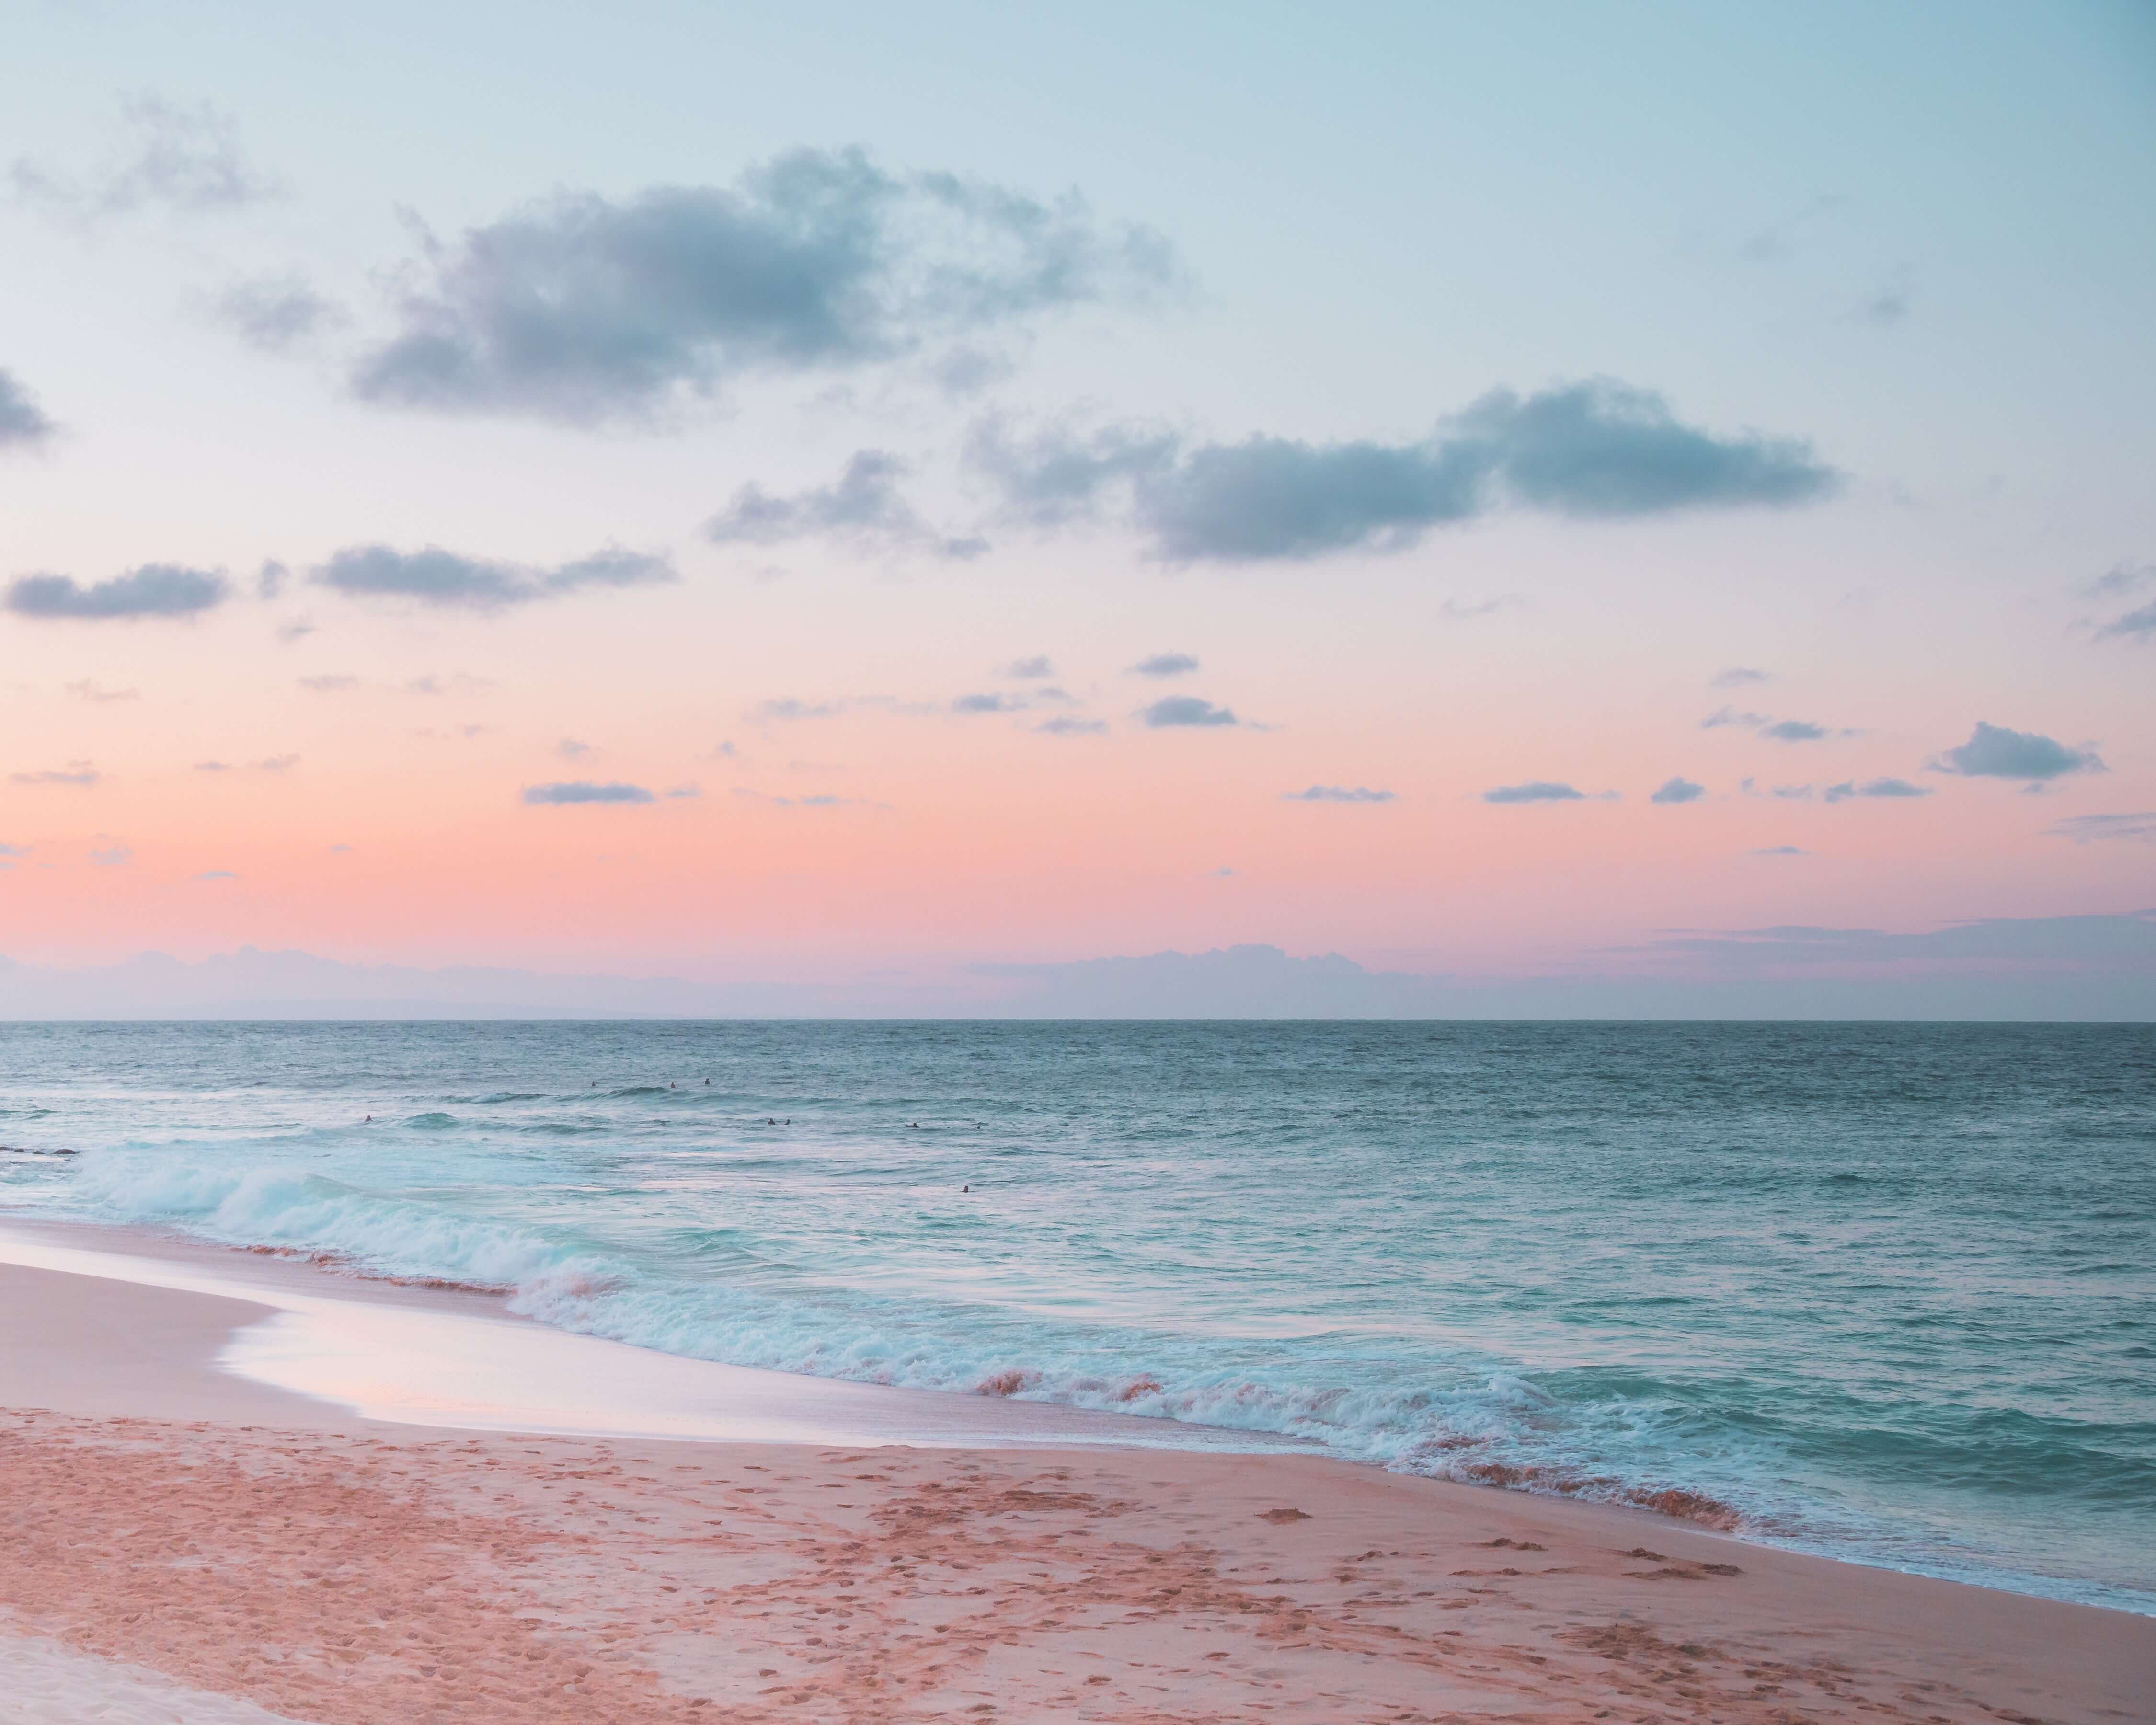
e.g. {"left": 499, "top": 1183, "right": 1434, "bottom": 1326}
{"left": 1129, "top": 652, "right": 1198, "bottom": 678}
{"left": 1711, "top": 666, "right": 1771, "bottom": 688}
{"left": 2044, "top": 811, "right": 2156, "bottom": 845}
{"left": 1750, "top": 845, "right": 1807, "bottom": 856}
{"left": 2087, "top": 563, "right": 2156, "bottom": 643}
{"left": 1438, "top": 594, "right": 1525, "bottom": 621}
{"left": 521, "top": 781, "right": 654, "bottom": 805}
{"left": 952, "top": 692, "right": 1024, "bottom": 714}
{"left": 214, "top": 273, "right": 342, "bottom": 352}
{"left": 0, "top": 368, "right": 56, "bottom": 450}
{"left": 90, "top": 843, "right": 132, "bottom": 867}
{"left": 6, "top": 564, "right": 229, "bottom": 620}
{"left": 314, "top": 545, "right": 674, "bottom": 611}
{"left": 1700, "top": 705, "right": 1849, "bottom": 742}
{"left": 11, "top": 762, "right": 99, "bottom": 787}
{"left": 1035, "top": 716, "right": 1106, "bottom": 736}
{"left": 1003, "top": 655, "right": 1055, "bottom": 679}
{"left": 350, "top": 148, "right": 1178, "bottom": 424}
{"left": 194, "top": 869, "right": 238, "bottom": 880}
{"left": 708, "top": 450, "right": 986, "bottom": 560}
{"left": 1929, "top": 722, "right": 2102, "bottom": 782}
{"left": 65, "top": 679, "right": 138, "bottom": 703}
{"left": 10, "top": 95, "right": 280, "bottom": 219}
{"left": 297, "top": 674, "right": 358, "bottom": 693}
{"left": 1283, "top": 785, "right": 1394, "bottom": 803}
{"left": 1650, "top": 777, "right": 1705, "bottom": 804}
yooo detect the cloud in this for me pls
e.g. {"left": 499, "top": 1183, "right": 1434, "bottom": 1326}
{"left": 1483, "top": 781, "right": 1583, "bottom": 804}
{"left": 297, "top": 674, "right": 358, "bottom": 693}
{"left": 1035, "top": 716, "right": 1106, "bottom": 736}
{"left": 952, "top": 692, "right": 1022, "bottom": 713}
{"left": 350, "top": 147, "right": 1178, "bottom": 423}
{"left": 405, "top": 673, "right": 492, "bottom": 697}
{"left": 1438, "top": 594, "right": 1525, "bottom": 621}
{"left": 2044, "top": 812, "right": 2156, "bottom": 845}
{"left": 521, "top": 781, "right": 654, "bottom": 805}
{"left": 970, "top": 380, "right": 1837, "bottom": 561}
{"left": 707, "top": 450, "right": 985, "bottom": 558}
{"left": 1129, "top": 651, "right": 1199, "bottom": 678}
{"left": 1711, "top": 666, "right": 1770, "bottom": 688}
{"left": 313, "top": 544, "right": 674, "bottom": 610}
{"left": 1701, "top": 705, "right": 1846, "bottom": 742}
{"left": 1139, "top": 695, "right": 1238, "bottom": 728}
{"left": 215, "top": 274, "right": 341, "bottom": 352}
{"left": 1823, "top": 777, "right": 1932, "bottom": 802}
{"left": 0, "top": 368, "right": 56, "bottom": 450}
{"left": 2088, "top": 564, "right": 2156, "bottom": 642}
{"left": 1929, "top": 721, "right": 2102, "bottom": 781}
{"left": 193, "top": 760, "right": 229, "bottom": 773}
{"left": 1751, "top": 845, "right": 1807, "bottom": 856}
{"left": 5, "top": 564, "right": 229, "bottom": 620}
{"left": 9, "top": 95, "right": 279, "bottom": 218}
{"left": 732, "top": 788, "right": 872, "bottom": 809}
{"left": 13, "top": 762, "right": 99, "bottom": 787}
{"left": 90, "top": 844, "right": 132, "bottom": 867}
{"left": 65, "top": 680, "right": 138, "bottom": 703}
{"left": 1003, "top": 655, "right": 1055, "bottom": 679}
{"left": 254, "top": 754, "right": 299, "bottom": 771}
{"left": 752, "top": 697, "right": 845, "bottom": 722}
{"left": 664, "top": 783, "right": 701, "bottom": 799}
{"left": 1283, "top": 785, "right": 1394, "bottom": 803}
{"left": 1650, "top": 777, "right": 1705, "bottom": 804}
{"left": 556, "top": 738, "right": 592, "bottom": 759}
{"left": 194, "top": 869, "right": 238, "bottom": 880}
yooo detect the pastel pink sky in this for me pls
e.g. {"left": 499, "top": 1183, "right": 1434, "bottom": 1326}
{"left": 2, "top": 2, "right": 2150, "bottom": 994}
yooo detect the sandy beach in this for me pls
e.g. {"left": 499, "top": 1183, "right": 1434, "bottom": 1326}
{"left": 0, "top": 1222, "right": 2145, "bottom": 1724}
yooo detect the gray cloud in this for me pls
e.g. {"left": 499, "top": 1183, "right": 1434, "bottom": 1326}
{"left": 1930, "top": 721, "right": 2102, "bottom": 781}
{"left": 707, "top": 450, "right": 985, "bottom": 559}
{"left": 2089, "top": 564, "right": 2156, "bottom": 642}
{"left": 91, "top": 843, "right": 132, "bottom": 867}
{"left": 970, "top": 380, "right": 1836, "bottom": 562}
{"left": 556, "top": 738, "right": 592, "bottom": 759}
{"left": 1751, "top": 845, "right": 1806, "bottom": 856}
{"left": 1003, "top": 655, "right": 1055, "bottom": 679}
{"left": 195, "top": 869, "right": 238, "bottom": 880}
{"left": 1823, "top": 777, "right": 1931, "bottom": 802}
{"left": 732, "top": 788, "right": 871, "bottom": 809}
{"left": 216, "top": 275, "right": 341, "bottom": 352}
{"left": 1035, "top": 716, "right": 1106, "bottom": 736}
{"left": 12, "top": 762, "right": 99, "bottom": 787}
{"left": 521, "top": 781, "right": 654, "bottom": 805}
{"left": 1129, "top": 651, "right": 1198, "bottom": 678}
{"left": 314, "top": 544, "right": 674, "bottom": 610}
{"left": 1483, "top": 781, "right": 1583, "bottom": 804}
{"left": 1650, "top": 777, "right": 1704, "bottom": 804}
{"left": 352, "top": 148, "right": 1177, "bottom": 423}
{"left": 0, "top": 368, "right": 56, "bottom": 450}
{"left": 1139, "top": 695, "right": 1238, "bottom": 728}
{"left": 1711, "top": 666, "right": 1770, "bottom": 688}
{"left": 10, "top": 96, "right": 278, "bottom": 218}
{"left": 664, "top": 783, "right": 701, "bottom": 799}
{"left": 1701, "top": 705, "right": 1846, "bottom": 742}
{"left": 5, "top": 564, "right": 229, "bottom": 620}
{"left": 1283, "top": 785, "right": 1394, "bottom": 803}
{"left": 297, "top": 674, "right": 358, "bottom": 692}
{"left": 2044, "top": 812, "right": 2156, "bottom": 845}
{"left": 952, "top": 692, "right": 1022, "bottom": 713}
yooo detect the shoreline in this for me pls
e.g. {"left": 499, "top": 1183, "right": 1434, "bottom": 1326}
{"left": 0, "top": 1215, "right": 2149, "bottom": 1721}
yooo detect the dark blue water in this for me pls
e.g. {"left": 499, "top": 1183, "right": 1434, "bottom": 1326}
{"left": 0, "top": 1020, "right": 2149, "bottom": 1611}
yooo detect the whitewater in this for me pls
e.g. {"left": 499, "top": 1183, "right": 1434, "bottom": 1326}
{"left": 1, "top": 1019, "right": 2149, "bottom": 1613}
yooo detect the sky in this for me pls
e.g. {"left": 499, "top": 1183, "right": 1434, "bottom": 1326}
{"left": 2, "top": 1, "right": 2153, "bottom": 1008}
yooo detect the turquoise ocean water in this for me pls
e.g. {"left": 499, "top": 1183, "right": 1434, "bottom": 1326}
{"left": 0, "top": 1020, "right": 2148, "bottom": 1612}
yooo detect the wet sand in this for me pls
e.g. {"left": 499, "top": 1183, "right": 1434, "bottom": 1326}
{"left": 0, "top": 1232, "right": 2148, "bottom": 1723}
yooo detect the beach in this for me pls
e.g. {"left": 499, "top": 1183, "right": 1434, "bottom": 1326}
{"left": 0, "top": 1222, "right": 2147, "bottom": 1725}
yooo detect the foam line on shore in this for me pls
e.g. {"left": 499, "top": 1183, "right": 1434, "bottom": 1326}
{"left": 0, "top": 1220, "right": 1310, "bottom": 1453}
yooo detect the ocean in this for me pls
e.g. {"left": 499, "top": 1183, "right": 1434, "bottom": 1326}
{"left": 1, "top": 1019, "right": 2149, "bottom": 1614}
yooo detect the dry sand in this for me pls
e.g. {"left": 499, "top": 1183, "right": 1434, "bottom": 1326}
{"left": 0, "top": 1242, "right": 2148, "bottom": 1723}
